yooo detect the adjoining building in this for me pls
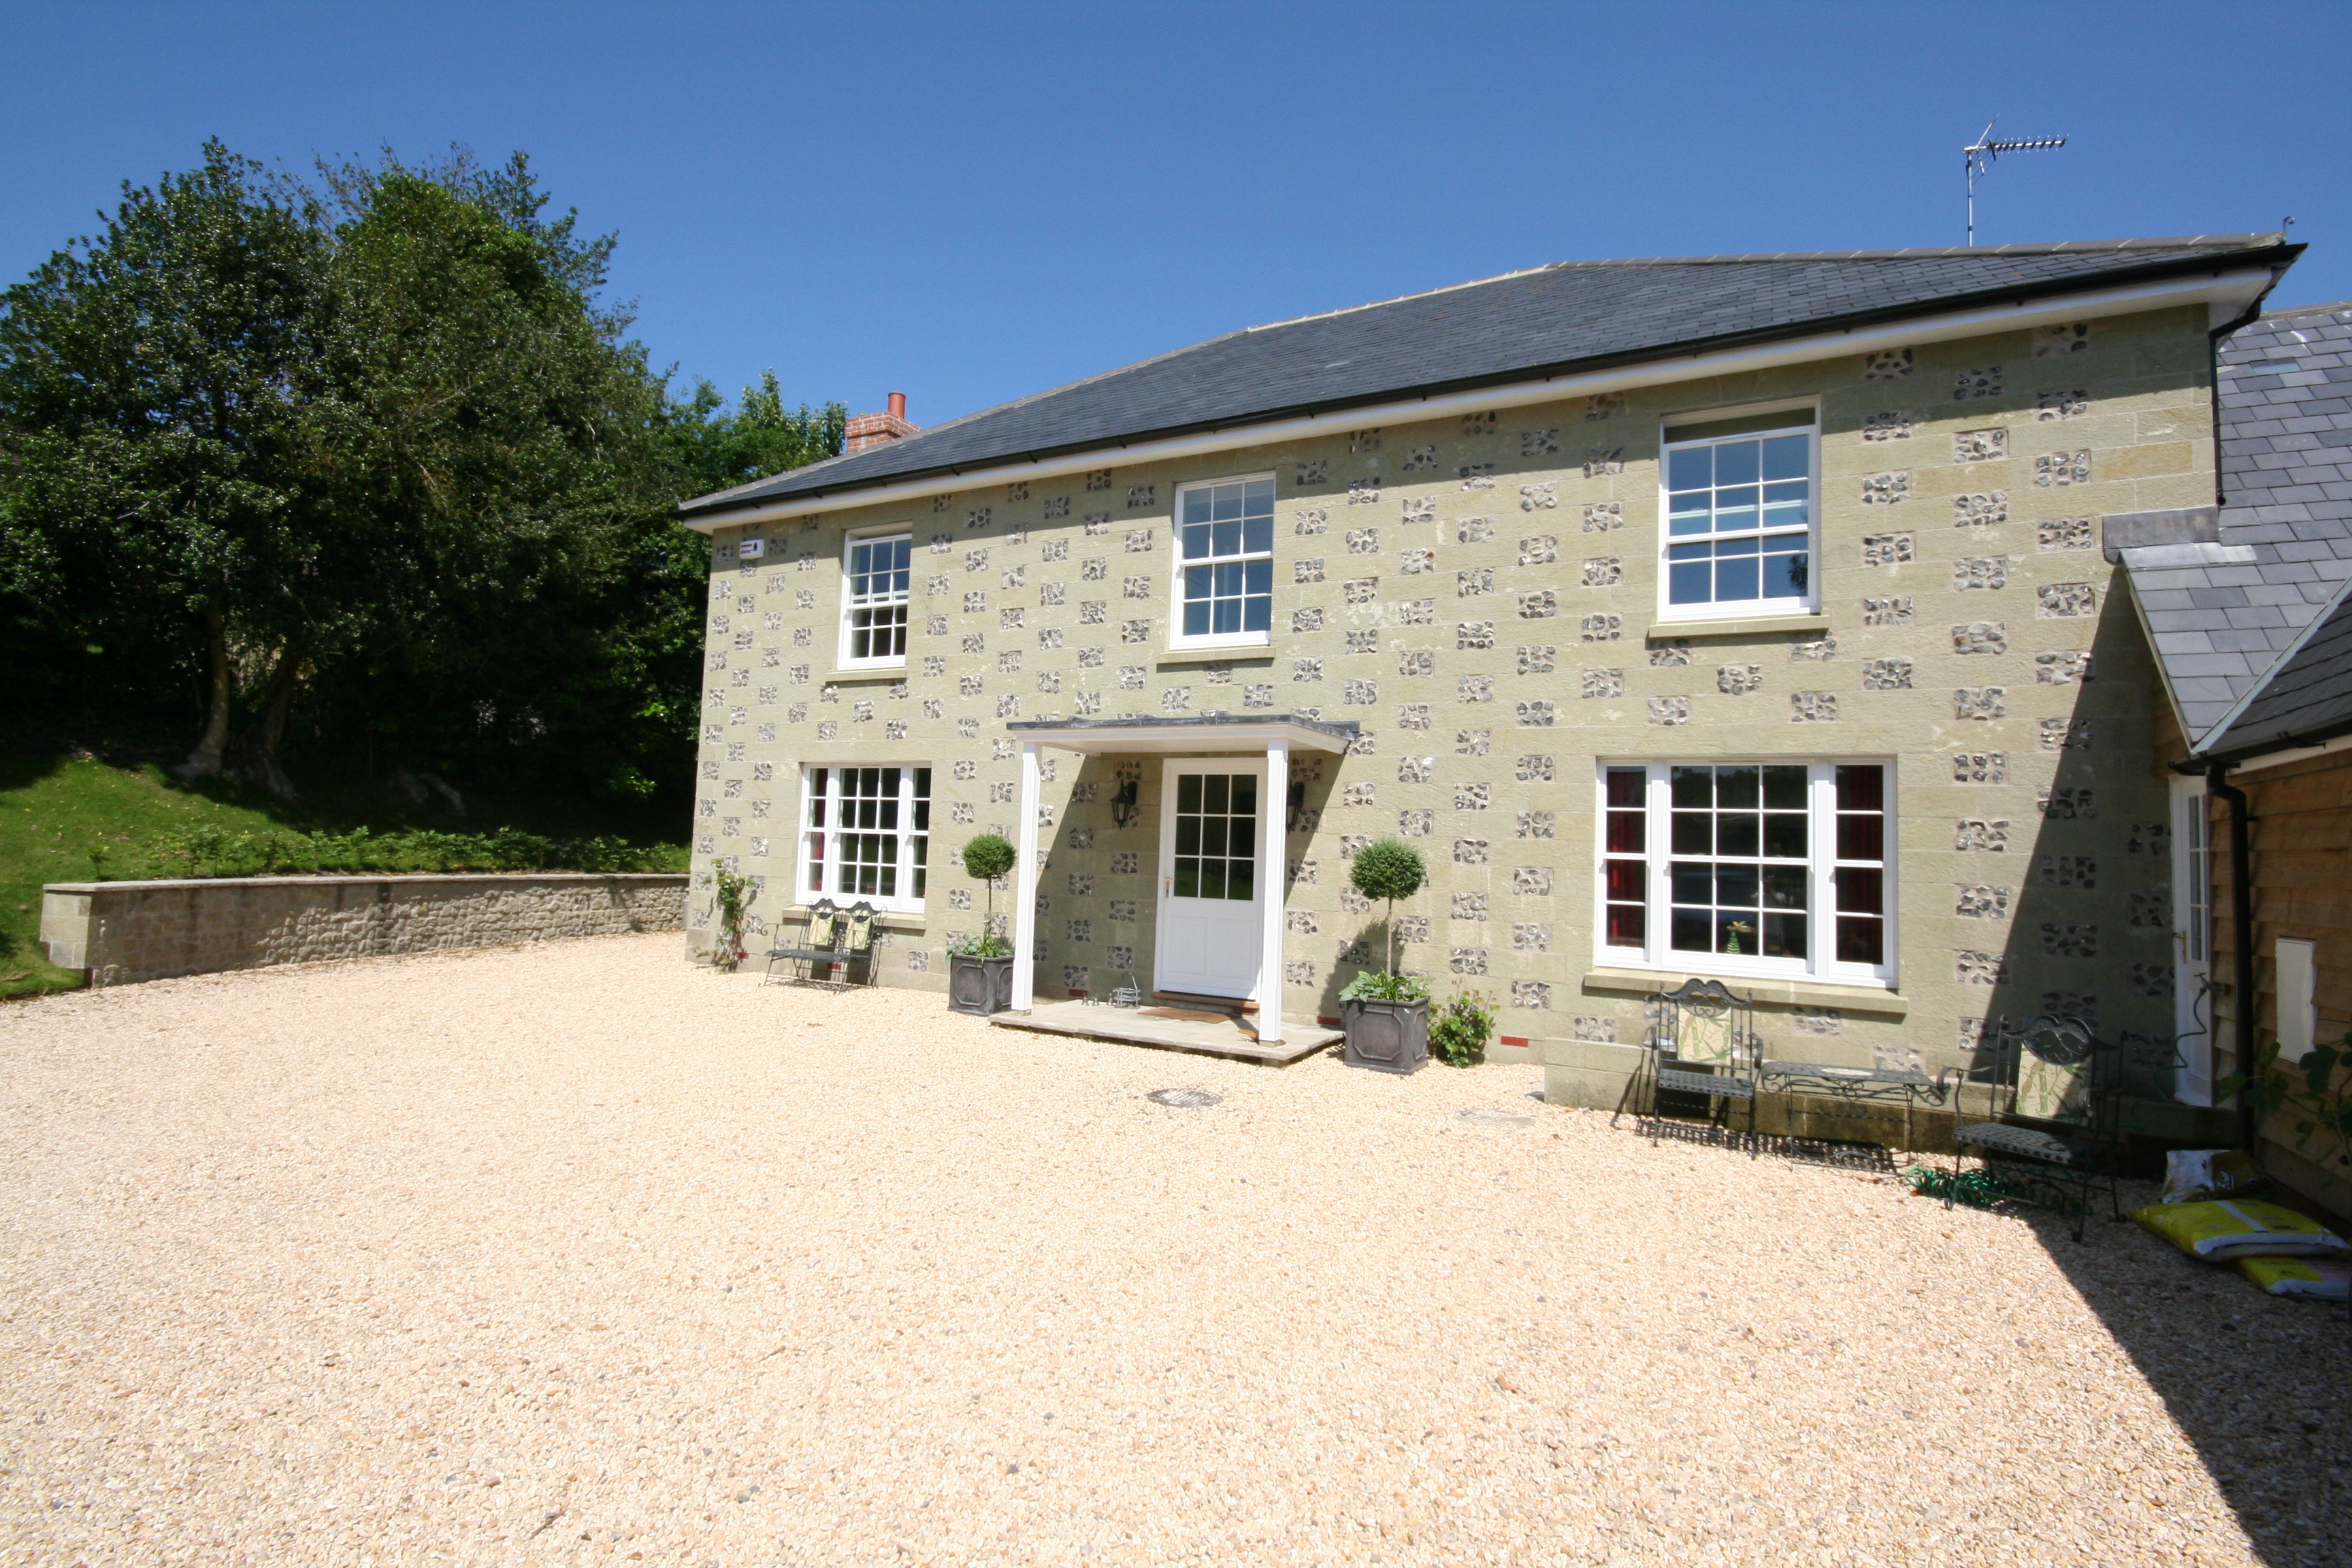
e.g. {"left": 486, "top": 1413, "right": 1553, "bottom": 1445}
{"left": 2138, "top": 301, "right": 2352, "bottom": 1207}
{"left": 674, "top": 236, "right": 2298, "bottom": 1119}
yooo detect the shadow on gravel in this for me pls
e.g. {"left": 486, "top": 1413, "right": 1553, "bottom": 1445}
{"left": 2016, "top": 1203, "right": 2351, "bottom": 1567}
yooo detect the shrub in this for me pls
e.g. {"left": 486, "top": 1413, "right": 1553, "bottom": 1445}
{"left": 1349, "top": 837, "right": 1426, "bottom": 978}
{"left": 960, "top": 833, "right": 1017, "bottom": 955}
{"left": 1429, "top": 993, "right": 1496, "bottom": 1068}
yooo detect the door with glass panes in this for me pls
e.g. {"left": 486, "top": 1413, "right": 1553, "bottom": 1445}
{"left": 1153, "top": 760, "right": 1266, "bottom": 998}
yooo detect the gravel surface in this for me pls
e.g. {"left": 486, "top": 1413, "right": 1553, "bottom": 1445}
{"left": 3, "top": 934, "right": 2346, "bottom": 1567}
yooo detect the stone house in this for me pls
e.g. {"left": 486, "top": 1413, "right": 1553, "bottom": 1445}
{"left": 674, "top": 235, "right": 2299, "bottom": 1115}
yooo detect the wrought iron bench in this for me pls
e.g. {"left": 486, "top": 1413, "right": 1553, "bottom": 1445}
{"left": 1627, "top": 977, "right": 1761, "bottom": 1154}
{"left": 763, "top": 898, "right": 879, "bottom": 988}
{"left": 1946, "top": 1015, "right": 2125, "bottom": 1243}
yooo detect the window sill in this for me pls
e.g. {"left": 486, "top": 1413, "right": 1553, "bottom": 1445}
{"left": 1647, "top": 613, "right": 1829, "bottom": 640}
{"left": 824, "top": 665, "right": 908, "bottom": 682}
{"left": 1580, "top": 966, "right": 1907, "bottom": 1017}
{"left": 1158, "top": 643, "right": 1273, "bottom": 665}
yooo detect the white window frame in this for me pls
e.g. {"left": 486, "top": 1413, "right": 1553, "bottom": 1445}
{"left": 1167, "top": 472, "right": 1277, "bottom": 651}
{"left": 794, "top": 764, "right": 931, "bottom": 915}
{"left": 1656, "top": 414, "right": 1820, "bottom": 623}
{"left": 2170, "top": 775, "right": 2215, "bottom": 1105}
{"left": 836, "top": 528, "right": 912, "bottom": 670}
{"left": 1593, "top": 758, "right": 1896, "bottom": 987}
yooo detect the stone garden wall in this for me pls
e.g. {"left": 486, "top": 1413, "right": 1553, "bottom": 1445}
{"left": 39, "top": 873, "right": 687, "bottom": 988}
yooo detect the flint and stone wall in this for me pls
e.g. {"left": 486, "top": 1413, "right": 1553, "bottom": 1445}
{"left": 691, "top": 306, "right": 2214, "bottom": 1112}
{"left": 40, "top": 873, "right": 687, "bottom": 987}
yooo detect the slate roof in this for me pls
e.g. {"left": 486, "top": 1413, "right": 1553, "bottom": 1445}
{"left": 2125, "top": 299, "right": 2352, "bottom": 745}
{"left": 680, "top": 235, "right": 2291, "bottom": 519}
{"left": 2200, "top": 575, "right": 2352, "bottom": 762}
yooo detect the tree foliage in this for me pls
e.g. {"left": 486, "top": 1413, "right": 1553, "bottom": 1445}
{"left": 0, "top": 142, "right": 843, "bottom": 806}
{"left": 1349, "top": 838, "right": 1426, "bottom": 979}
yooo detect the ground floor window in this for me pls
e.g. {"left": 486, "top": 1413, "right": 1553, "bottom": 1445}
{"left": 799, "top": 765, "right": 930, "bottom": 911}
{"left": 1597, "top": 759, "right": 1891, "bottom": 984}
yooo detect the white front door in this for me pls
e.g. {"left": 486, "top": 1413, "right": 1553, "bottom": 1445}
{"left": 1154, "top": 760, "right": 1267, "bottom": 998}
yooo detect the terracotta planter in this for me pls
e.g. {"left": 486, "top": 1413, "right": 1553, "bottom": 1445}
{"left": 1341, "top": 996, "right": 1430, "bottom": 1074}
{"left": 947, "top": 953, "right": 1016, "bottom": 1016}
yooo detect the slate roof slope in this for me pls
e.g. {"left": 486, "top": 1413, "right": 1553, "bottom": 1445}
{"left": 2200, "top": 574, "right": 2352, "bottom": 762}
{"left": 2125, "top": 299, "right": 2352, "bottom": 745}
{"left": 680, "top": 235, "right": 2289, "bottom": 519}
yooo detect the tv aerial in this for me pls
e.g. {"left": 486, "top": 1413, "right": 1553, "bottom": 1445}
{"left": 1964, "top": 117, "right": 2068, "bottom": 245}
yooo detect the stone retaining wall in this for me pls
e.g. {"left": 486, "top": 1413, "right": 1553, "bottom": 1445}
{"left": 39, "top": 873, "right": 687, "bottom": 988}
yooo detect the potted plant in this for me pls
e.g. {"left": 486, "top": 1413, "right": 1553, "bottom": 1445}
{"left": 1339, "top": 838, "right": 1431, "bottom": 1073}
{"left": 947, "top": 833, "right": 1017, "bottom": 1015}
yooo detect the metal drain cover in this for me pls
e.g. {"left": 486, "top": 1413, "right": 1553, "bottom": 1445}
{"left": 1148, "top": 1088, "right": 1222, "bottom": 1108}
{"left": 1458, "top": 1107, "right": 1538, "bottom": 1128}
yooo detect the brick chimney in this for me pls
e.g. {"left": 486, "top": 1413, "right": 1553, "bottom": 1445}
{"left": 845, "top": 390, "right": 919, "bottom": 453}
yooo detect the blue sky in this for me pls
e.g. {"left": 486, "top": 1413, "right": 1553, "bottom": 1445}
{"left": 4, "top": 1, "right": 2346, "bottom": 428}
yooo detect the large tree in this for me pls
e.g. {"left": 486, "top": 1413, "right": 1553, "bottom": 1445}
{"left": 0, "top": 141, "right": 325, "bottom": 779}
{"left": 0, "top": 142, "right": 845, "bottom": 802}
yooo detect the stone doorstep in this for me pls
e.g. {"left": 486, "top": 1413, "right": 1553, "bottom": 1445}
{"left": 990, "top": 1000, "right": 1341, "bottom": 1065}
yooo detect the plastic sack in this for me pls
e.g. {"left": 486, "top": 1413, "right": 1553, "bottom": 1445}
{"left": 2160, "top": 1149, "right": 2264, "bottom": 1205}
{"left": 2237, "top": 1256, "right": 2352, "bottom": 1301}
{"left": 2131, "top": 1198, "right": 2352, "bottom": 1261}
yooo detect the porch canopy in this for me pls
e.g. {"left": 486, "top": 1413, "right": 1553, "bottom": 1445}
{"left": 1002, "top": 713, "right": 1358, "bottom": 1039}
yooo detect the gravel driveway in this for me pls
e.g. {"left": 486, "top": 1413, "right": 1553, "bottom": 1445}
{"left": 2, "top": 933, "right": 2345, "bottom": 1566}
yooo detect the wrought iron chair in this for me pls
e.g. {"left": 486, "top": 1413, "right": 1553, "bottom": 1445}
{"left": 1948, "top": 1015, "right": 2125, "bottom": 1243}
{"left": 764, "top": 898, "right": 879, "bottom": 987}
{"left": 1636, "top": 978, "right": 1761, "bottom": 1154}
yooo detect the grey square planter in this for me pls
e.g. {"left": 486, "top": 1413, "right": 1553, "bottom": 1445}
{"left": 947, "top": 953, "right": 1016, "bottom": 1016}
{"left": 1341, "top": 996, "right": 1429, "bottom": 1074}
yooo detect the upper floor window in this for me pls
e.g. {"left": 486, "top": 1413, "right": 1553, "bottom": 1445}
{"left": 799, "top": 764, "right": 930, "bottom": 913}
{"left": 840, "top": 532, "right": 911, "bottom": 666}
{"left": 1597, "top": 759, "right": 1890, "bottom": 985}
{"left": 1172, "top": 475, "right": 1274, "bottom": 646}
{"left": 1661, "top": 421, "right": 1814, "bottom": 618}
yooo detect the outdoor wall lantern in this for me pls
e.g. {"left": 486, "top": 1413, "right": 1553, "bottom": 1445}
{"left": 1110, "top": 777, "right": 1140, "bottom": 828}
{"left": 1287, "top": 781, "right": 1309, "bottom": 832}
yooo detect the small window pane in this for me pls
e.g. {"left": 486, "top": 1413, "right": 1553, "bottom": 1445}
{"left": 1836, "top": 917, "right": 1883, "bottom": 966}
{"left": 1606, "top": 810, "right": 1646, "bottom": 854}
{"left": 1837, "top": 814, "right": 1884, "bottom": 863}
{"left": 1835, "top": 765, "right": 1884, "bottom": 812}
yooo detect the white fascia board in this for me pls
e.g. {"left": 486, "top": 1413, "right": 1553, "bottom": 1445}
{"left": 683, "top": 267, "right": 2275, "bottom": 534}
{"left": 2224, "top": 732, "right": 2352, "bottom": 776}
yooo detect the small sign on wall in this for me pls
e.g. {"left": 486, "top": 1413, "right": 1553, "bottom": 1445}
{"left": 738, "top": 538, "right": 766, "bottom": 560}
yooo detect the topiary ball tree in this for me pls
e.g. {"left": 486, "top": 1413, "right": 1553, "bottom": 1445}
{"left": 962, "top": 833, "right": 1017, "bottom": 941}
{"left": 1350, "top": 837, "right": 1426, "bottom": 978}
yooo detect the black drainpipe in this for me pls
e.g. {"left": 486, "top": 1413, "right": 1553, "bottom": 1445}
{"left": 2207, "top": 764, "right": 2257, "bottom": 1152}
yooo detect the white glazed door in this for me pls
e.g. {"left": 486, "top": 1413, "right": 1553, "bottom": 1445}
{"left": 2172, "top": 775, "right": 2214, "bottom": 1105}
{"left": 1154, "top": 760, "right": 1267, "bottom": 998}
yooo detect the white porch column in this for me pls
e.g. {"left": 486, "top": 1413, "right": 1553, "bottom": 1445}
{"left": 1011, "top": 740, "right": 1042, "bottom": 1011}
{"left": 1258, "top": 739, "right": 1288, "bottom": 1045}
